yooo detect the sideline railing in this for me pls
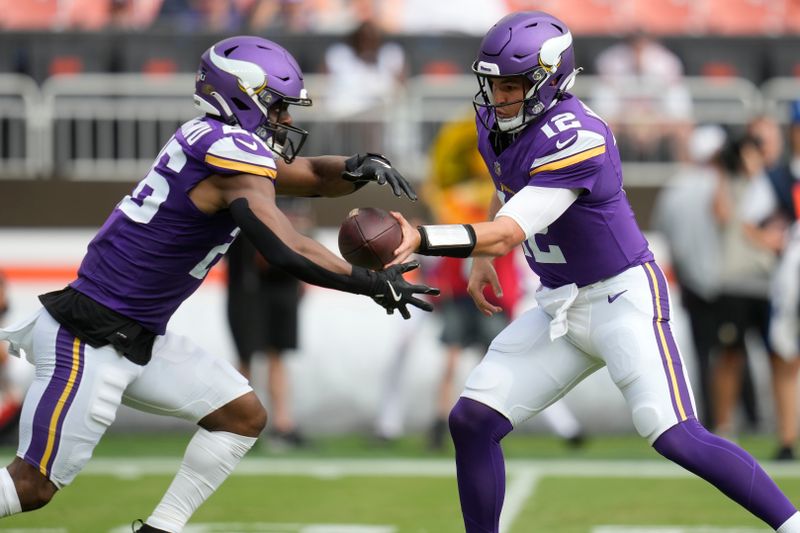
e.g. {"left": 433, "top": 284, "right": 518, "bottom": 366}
{"left": 0, "top": 73, "right": 790, "bottom": 183}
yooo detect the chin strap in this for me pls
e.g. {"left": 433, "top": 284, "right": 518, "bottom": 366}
{"left": 554, "top": 67, "right": 583, "bottom": 103}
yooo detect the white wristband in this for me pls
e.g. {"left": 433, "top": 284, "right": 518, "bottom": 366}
{"left": 417, "top": 224, "right": 476, "bottom": 257}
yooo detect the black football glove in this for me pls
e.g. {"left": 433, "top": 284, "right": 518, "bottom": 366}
{"left": 362, "top": 261, "right": 439, "bottom": 319}
{"left": 343, "top": 153, "right": 418, "bottom": 201}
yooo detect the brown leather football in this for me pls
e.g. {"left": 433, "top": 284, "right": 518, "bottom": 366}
{"left": 338, "top": 207, "right": 403, "bottom": 271}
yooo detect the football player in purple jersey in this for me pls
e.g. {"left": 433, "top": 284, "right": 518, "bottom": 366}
{"left": 390, "top": 12, "right": 800, "bottom": 533}
{"left": 0, "top": 36, "right": 437, "bottom": 532}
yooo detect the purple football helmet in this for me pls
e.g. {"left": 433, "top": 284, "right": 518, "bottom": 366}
{"left": 194, "top": 36, "right": 312, "bottom": 163}
{"left": 472, "top": 12, "right": 580, "bottom": 133}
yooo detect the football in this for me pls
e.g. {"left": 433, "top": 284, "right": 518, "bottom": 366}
{"left": 338, "top": 207, "right": 403, "bottom": 270}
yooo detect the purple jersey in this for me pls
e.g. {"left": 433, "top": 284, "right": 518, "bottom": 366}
{"left": 71, "top": 117, "right": 278, "bottom": 334}
{"left": 477, "top": 95, "right": 653, "bottom": 288}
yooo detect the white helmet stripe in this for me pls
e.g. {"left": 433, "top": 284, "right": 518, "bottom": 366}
{"left": 209, "top": 45, "right": 266, "bottom": 92}
{"left": 540, "top": 31, "right": 572, "bottom": 69}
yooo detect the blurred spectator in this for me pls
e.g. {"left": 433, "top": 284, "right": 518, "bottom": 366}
{"left": 387, "top": 0, "right": 508, "bottom": 34}
{"left": 247, "top": 0, "right": 311, "bottom": 32}
{"left": 154, "top": 0, "right": 247, "bottom": 32}
{"left": 752, "top": 104, "right": 800, "bottom": 460}
{"left": 653, "top": 125, "right": 763, "bottom": 431}
{"left": 709, "top": 123, "right": 789, "bottom": 454}
{"left": 2, "top": 0, "right": 113, "bottom": 30}
{"left": 249, "top": 0, "right": 380, "bottom": 34}
{"left": 322, "top": 19, "right": 407, "bottom": 117}
{"left": 590, "top": 32, "right": 693, "bottom": 162}
{"left": 226, "top": 198, "right": 311, "bottom": 450}
{"left": 652, "top": 125, "right": 729, "bottom": 426}
{"left": 109, "top": 0, "right": 164, "bottom": 30}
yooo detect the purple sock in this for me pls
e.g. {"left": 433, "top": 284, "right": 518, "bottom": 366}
{"left": 449, "top": 397, "right": 513, "bottom": 533}
{"left": 654, "top": 418, "right": 798, "bottom": 529}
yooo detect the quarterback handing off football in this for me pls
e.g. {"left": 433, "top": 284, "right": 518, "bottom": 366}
{"left": 338, "top": 207, "right": 403, "bottom": 270}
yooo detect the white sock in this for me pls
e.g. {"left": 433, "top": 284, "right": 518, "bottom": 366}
{"left": 0, "top": 467, "right": 21, "bottom": 516}
{"left": 778, "top": 511, "right": 800, "bottom": 532}
{"left": 146, "top": 429, "right": 257, "bottom": 532}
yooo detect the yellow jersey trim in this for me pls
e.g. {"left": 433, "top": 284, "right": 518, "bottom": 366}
{"left": 205, "top": 155, "right": 277, "bottom": 179}
{"left": 529, "top": 145, "right": 606, "bottom": 176}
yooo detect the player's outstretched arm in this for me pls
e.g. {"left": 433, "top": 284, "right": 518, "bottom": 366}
{"left": 388, "top": 186, "right": 579, "bottom": 265}
{"left": 195, "top": 173, "right": 436, "bottom": 318}
{"left": 388, "top": 210, "right": 524, "bottom": 264}
{"left": 274, "top": 153, "right": 417, "bottom": 200}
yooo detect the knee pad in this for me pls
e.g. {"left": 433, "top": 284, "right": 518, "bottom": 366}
{"left": 631, "top": 403, "right": 663, "bottom": 442}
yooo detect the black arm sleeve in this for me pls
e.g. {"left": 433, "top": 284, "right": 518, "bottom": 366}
{"left": 229, "top": 198, "right": 378, "bottom": 296}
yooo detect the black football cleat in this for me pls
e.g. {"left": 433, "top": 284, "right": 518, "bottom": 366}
{"left": 774, "top": 445, "right": 796, "bottom": 461}
{"left": 132, "top": 519, "right": 170, "bottom": 533}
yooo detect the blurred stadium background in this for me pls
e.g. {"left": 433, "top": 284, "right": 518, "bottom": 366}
{"left": 2, "top": 0, "right": 800, "bottom": 531}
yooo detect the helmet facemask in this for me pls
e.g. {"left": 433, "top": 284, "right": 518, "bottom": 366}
{"left": 253, "top": 89, "right": 311, "bottom": 164}
{"left": 473, "top": 64, "right": 554, "bottom": 134}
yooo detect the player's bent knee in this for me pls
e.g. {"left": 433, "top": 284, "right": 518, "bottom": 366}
{"left": 229, "top": 393, "right": 267, "bottom": 437}
{"left": 199, "top": 392, "right": 266, "bottom": 437}
{"left": 249, "top": 400, "right": 268, "bottom": 436}
{"left": 7, "top": 458, "right": 58, "bottom": 511}
{"left": 449, "top": 398, "right": 486, "bottom": 438}
{"left": 449, "top": 397, "right": 512, "bottom": 443}
{"left": 20, "top": 483, "right": 56, "bottom": 512}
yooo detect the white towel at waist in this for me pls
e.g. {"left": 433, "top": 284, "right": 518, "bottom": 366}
{"left": 0, "top": 308, "right": 42, "bottom": 363}
{"left": 535, "top": 283, "right": 579, "bottom": 341}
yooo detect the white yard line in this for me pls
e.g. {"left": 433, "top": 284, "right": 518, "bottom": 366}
{"left": 5, "top": 457, "right": 797, "bottom": 533}
{"left": 499, "top": 466, "right": 540, "bottom": 533}
{"left": 58, "top": 457, "right": 800, "bottom": 479}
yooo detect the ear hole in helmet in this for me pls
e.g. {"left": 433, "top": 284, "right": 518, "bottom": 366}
{"left": 231, "top": 97, "right": 250, "bottom": 111}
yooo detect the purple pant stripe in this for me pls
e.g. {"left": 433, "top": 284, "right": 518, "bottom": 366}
{"left": 44, "top": 338, "right": 84, "bottom": 475}
{"left": 24, "top": 326, "right": 84, "bottom": 477}
{"left": 643, "top": 262, "right": 693, "bottom": 421}
{"left": 651, "top": 264, "right": 695, "bottom": 418}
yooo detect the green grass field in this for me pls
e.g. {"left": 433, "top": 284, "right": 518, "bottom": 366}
{"left": 1, "top": 431, "right": 798, "bottom": 532}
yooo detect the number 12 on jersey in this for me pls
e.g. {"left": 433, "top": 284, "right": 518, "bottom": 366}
{"left": 522, "top": 227, "right": 566, "bottom": 264}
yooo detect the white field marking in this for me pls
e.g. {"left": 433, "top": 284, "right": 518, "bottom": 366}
{"left": 592, "top": 527, "right": 769, "bottom": 533}
{"left": 499, "top": 466, "right": 540, "bottom": 533}
{"left": 109, "top": 524, "right": 395, "bottom": 533}
{"left": 11, "top": 458, "right": 799, "bottom": 533}
{"left": 38, "top": 457, "right": 800, "bottom": 480}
